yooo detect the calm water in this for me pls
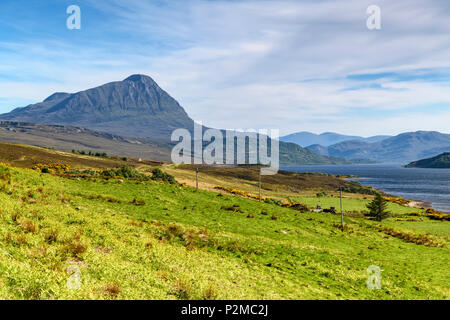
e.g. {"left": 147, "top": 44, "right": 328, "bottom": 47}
{"left": 282, "top": 164, "right": 450, "bottom": 213}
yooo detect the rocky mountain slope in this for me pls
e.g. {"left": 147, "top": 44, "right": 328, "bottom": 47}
{"left": 1, "top": 75, "right": 194, "bottom": 142}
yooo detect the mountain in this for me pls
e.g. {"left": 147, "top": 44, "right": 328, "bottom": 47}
{"left": 405, "top": 153, "right": 450, "bottom": 168}
{"left": 280, "top": 131, "right": 390, "bottom": 147}
{"left": 305, "top": 144, "right": 330, "bottom": 156}
{"left": 306, "top": 131, "right": 450, "bottom": 163}
{"left": 0, "top": 75, "right": 352, "bottom": 166}
{"left": 1, "top": 75, "right": 194, "bottom": 142}
{"left": 278, "top": 141, "right": 351, "bottom": 166}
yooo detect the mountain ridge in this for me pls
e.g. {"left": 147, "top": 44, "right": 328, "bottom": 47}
{"left": 306, "top": 131, "right": 450, "bottom": 163}
{"left": 280, "top": 131, "right": 390, "bottom": 147}
{"left": 0, "top": 75, "right": 351, "bottom": 166}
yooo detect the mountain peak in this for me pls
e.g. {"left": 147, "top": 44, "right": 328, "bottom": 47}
{"left": 43, "top": 92, "right": 70, "bottom": 103}
{"left": 124, "top": 74, "right": 155, "bottom": 83}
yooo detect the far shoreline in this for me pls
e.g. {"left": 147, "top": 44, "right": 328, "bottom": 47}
{"left": 282, "top": 164, "right": 450, "bottom": 214}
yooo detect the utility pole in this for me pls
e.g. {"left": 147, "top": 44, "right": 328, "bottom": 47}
{"left": 259, "top": 170, "right": 262, "bottom": 202}
{"left": 196, "top": 168, "right": 199, "bottom": 190}
{"left": 340, "top": 186, "right": 344, "bottom": 231}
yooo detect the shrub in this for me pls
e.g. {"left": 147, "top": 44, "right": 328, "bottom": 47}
{"left": 131, "top": 198, "right": 145, "bottom": 206}
{"left": 33, "top": 163, "right": 70, "bottom": 173}
{"left": 64, "top": 241, "right": 87, "bottom": 258}
{"left": 151, "top": 168, "right": 177, "bottom": 184}
{"left": 81, "top": 169, "right": 97, "bottom": 175}
{"left": 426, "top": 210, "right": 450, "bottom": 221}
{"left": 202, "top": 284, "right": 217, "bottom": 300}
{"left": 379, "top": 227, "right": 442, "bottom": 247}
{"left": 101, "top": 165, "right": 144, "bottom": 178}
{"left": 172, "top": 279, "right": 192, "bottom": 300}
{"left": 62, "top": 232, "right": 87, "bottom": 258}
{"left": 283, "top": 202, "right": 309, "bottom": 212}
{"left": 385, "top": 196, "right": 410, "bottom": 206}
{"left": 44, "top": 229, "right": 58, "bottom": 244}
{"left": 101, "top": 169, "right": 116, "bottom": 177}
{"left": 264, "top": 198, "right": 284, "bottom": 206}
{"left": 0, "top": 166, "right": 11, "bottom": 182}
{"left": 11, "top": 212, "right": 21, "bottom": 223}
{"left": 220, "top": 205, "right": 243, "bottom": 213}
{"left": 104, "top": 283, "right": 120, "bottom": 298}
{"left": 21, "top": 219, "right": 37, "bottom": 233}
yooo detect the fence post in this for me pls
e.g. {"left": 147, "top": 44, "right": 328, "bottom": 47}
{"left": 196, "top": 168, "right": 199, "bottom": 190}
{"left": 340, "top": 186, "right": 344, "bottom": 230}
{"left": 259, "top": 170, "right": 262, "bottom": 202}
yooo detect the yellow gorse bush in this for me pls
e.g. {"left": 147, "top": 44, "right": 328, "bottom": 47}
{"left": 385, "top": 196, "right": 410, "bottom": 206}
{"left": 426, "top": 208, "right": 450, "bottom": 221}
{"left": 32, "top": 163, "right": 70, "bottom": 173}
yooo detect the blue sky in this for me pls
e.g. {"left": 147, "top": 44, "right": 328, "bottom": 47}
{"left": 1, "top": 0, "right": 450, "bottom": 136}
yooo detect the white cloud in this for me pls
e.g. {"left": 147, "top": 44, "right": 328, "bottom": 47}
{"left": 1, "top": 0, "right": 450, "bottom": 135}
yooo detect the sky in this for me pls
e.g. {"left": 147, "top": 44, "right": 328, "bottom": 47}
{"left": 0, "top": 0, "right": 450, "bottom": 137}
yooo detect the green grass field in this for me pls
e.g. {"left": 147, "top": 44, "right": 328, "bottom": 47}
{"left": 291, "top": 196, "right": 425, "bottom": 215}
{"left": 0, "top": 165, "right": 448, "bottom": 300}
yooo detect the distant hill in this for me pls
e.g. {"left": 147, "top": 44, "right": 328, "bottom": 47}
{"left": 280, "top": 131, "right": 390, "bottom": 147}
{"left": 278, "top": 141, "right": 351, "bottom": 166}
{"left": 305, "top": 144, "right": 330, "bottom": 156}
{"left": 306, "top": 131, "right": 450, "bottom": 163}
{"left": 0, "top": 75, "right": 352, "bottom": 166}
{"left": 406, "top": 153, "right": 450, "bottom": 168}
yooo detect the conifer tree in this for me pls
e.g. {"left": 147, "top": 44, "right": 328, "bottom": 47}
{"left": 366, "top": 193, "right": 390, "bottom": 221}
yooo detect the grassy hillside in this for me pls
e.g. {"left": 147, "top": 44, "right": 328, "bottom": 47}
{"left": 0, "top": 122, "right": 172, "bottom": 162}
{"left": 0, "top": 163, "right": 448, "bottom": 300}
{"left": 166, "top": 164, "right": 377, "bottom": 197}
{"left": 0, "top": 142, "right": 163, "bottom": 169}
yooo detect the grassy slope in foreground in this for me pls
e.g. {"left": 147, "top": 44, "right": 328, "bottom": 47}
{"left": 0, "top": 165, "right": 448, "bottom": 300}
{"left": 406, "top": 152, "right": 450, "bottom": 168}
